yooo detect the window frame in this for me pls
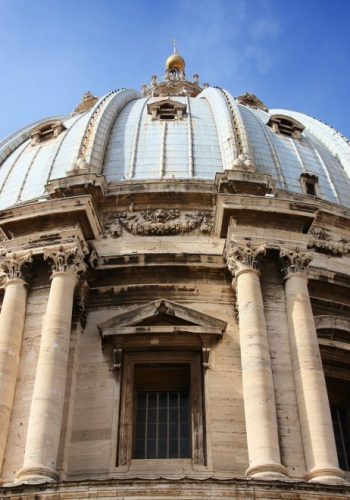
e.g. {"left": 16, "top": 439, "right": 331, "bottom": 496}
{"left": 117, "top": 351, "right": 204, "bottom": 467}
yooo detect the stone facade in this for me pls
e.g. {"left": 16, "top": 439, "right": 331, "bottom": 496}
{"left": 1, "top": 52, "right": 350, "bottom": 499}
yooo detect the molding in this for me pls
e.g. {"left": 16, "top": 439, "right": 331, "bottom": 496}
{"left": 98, "top": 298, "right": 226, "bottom": 348}
{"left": 0, "top": 196, "right": 102, "bottom": 241}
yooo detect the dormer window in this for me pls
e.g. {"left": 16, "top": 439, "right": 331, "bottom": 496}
{"left": 147, "top": 98, "right": 186, "bottom": 121}
{"left": 267, "top": 114, "right": 304, "bottom": 139}
{"left": 30, "top": 120, "right": 66, "bottom": 146}
{"left": 300, "top": 173, "right": 319, "bottom": 196}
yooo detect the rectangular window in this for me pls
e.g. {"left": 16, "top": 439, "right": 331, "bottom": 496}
{"left": 331, "top": 405, "right": 350, "bottom": 471}
{"left": 117, "top": 352, "right": 204, "bottom": 467}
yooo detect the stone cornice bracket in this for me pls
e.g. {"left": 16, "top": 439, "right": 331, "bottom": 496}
{"left": 44, "top": 244, "right": 87, "bottom": 277}
{"left": 280, "top": 247, "right": 313, "bottom": 277}
{"left": 226, "top": 240, "right": 266, "bottom": 277}
{"left": 0, "top": 249, "right": 32, "bottom": 283}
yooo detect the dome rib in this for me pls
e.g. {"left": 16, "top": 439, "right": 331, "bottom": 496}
{"left": 129, "top": 97, "right": 150, "bottom": 179}
{"left": 220, "top": 88, "right": 251, "bottom": 158}
{"left": 46, "top": 111, "right": 88, "bottom": 181}
{"left": 238, "top": 104, "right": 287, "bottom": 188}
{"left": 0, "top": 141, "right": 31, "bottom": 200}
{"left": 77, "top": 89, "right": 140, "bottom": 174}
{"left": 200, "top": 88, "right": 237, "bottom": 169}
{"left": 186, "top": 96, "right": 194, "bottom": 178}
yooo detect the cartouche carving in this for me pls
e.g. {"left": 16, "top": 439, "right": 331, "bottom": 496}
{"left": 104, "top": 209, "right": 213, "bottom": 237}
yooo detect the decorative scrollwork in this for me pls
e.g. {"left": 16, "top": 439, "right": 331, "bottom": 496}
{"left": 280, "top": 247, "right": 312, "bottom": 276}
{"left": 308, "top": 226, "right": 350, "bottom": 256}
{"left": 0, "top": 250, "right": 32, "bottom": 282}
{"left": 104, "top": 209, "right": 213, "bottom": 237}
{"left": 44, "top": 245, "right": 86, "bottom": 275}
{"left": 226, "top": 241, "right": 266, "bottom": 276}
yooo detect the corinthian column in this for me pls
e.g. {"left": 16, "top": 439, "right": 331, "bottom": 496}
{"left": 0, "top": 251, "right": 32, "bottom": 476}
{"left": 17, "top": 246, "right": 85, "bottom": 483}
{"left": 227, "top": 242, "right": 287, "bottom": 479}
{"left": 282, "top": 248, "right": 344, "bottom": 484}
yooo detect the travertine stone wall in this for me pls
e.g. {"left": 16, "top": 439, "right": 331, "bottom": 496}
{"left": 68, "top": 310, "right": 119, "bottom": 477}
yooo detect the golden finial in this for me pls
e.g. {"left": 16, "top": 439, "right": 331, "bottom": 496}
{"left": 166, "top": 40, "right": 185, "bottom": 72}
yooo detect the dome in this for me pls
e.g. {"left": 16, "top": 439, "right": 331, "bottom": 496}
{"left": 1, "top": 75, "right": 350, "bottom": 211}
{"left": 2, "top": 54, "right": 350, "bottom": 497}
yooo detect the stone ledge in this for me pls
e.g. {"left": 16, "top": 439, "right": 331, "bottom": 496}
{"left": 1, "top": 477, "right": 350, "bottom": 499}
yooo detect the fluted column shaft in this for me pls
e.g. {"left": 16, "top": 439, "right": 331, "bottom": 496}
{"left": 17, "top": 264, "right": 78, "bottom": 482}
{"left": 284, "top": 271, "right": 343, "bottom": 484}
{"left": 0, "top": 278, "right": 28, "bottom": 474}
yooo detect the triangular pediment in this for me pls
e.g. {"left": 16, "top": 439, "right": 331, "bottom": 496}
{"left": 98, "top": 299, "right": 227, "bottom": 339}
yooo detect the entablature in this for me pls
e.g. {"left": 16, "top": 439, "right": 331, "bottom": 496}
{"left": 0, "top": 195, "right": 102, "bottom": 241}
{"left": 214, "top": 191, "right": 350, "bottom": 239}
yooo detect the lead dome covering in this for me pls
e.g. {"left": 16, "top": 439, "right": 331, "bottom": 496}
{"left": 0, "top": 83, "right": 350, "bottom": 211}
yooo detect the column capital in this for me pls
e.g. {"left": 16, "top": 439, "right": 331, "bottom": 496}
{"left": 280, "top": 246, "right": 313, "bottom": 278}
{"left": 226, "top": 240, "right": 266, "bottom": 277}
{"left": 0, "top": 250, "right": 32, "bottom": 284}
{"left": 44, "top": 244, "right": 86, "bottom": 277}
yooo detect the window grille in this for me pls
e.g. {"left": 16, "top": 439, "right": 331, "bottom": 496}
{"left": 134, "top": 391, "right": 190, "bottom": 459}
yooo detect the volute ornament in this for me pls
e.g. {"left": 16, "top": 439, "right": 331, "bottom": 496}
{"left": 226, "top": 241, "right": 266, "bottom": 276}
{"left": 44, "top": 245, "right": 86, "bottom": 275}
{"left": 0, "top": 250, "right": 32, "bottom": 282}
{"left": 280, "top": 247, "right": 313, "bottom": 276}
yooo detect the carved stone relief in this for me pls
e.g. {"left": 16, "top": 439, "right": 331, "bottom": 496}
{"left": 0, "top": 250, "right": 32, "bottom": 282}
{"left": 226, "top": 240, "right": 266, "bottom": 276}
{"left": 280, "top": 247, "right": 313, "bottom": 276}
{"left": 104, "top": 209, "right": 213, "bottom": 237}
{"left": 308, "top": 226, "right": 350, "bottom": 256}
{"left": 44, "top": 245, "right": 86, "bottom": 275}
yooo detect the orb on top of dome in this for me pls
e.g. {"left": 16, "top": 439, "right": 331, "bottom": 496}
{"left": 165, "top": 40, "right": 185, "bottom": 72}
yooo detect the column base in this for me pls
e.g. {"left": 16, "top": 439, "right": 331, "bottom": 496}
{"left": 246, "top": 462, "right": 289, "bottom": 480}
{"left": 16, "top": 465, "right": 58, "bottom": 484}
{"left": 304, "top": 466, "right": 345, "bottom": 484}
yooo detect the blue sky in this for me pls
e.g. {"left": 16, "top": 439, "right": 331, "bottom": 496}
{"left": 0, "top": 0, "right": 349, "bottom": 140}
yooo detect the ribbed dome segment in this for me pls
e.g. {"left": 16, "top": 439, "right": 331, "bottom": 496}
{"left": 102, "top": 96, "right": 223, "bottom": 180}
{"left": 0, "top": 87, "right": 350, "bottom": 210}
